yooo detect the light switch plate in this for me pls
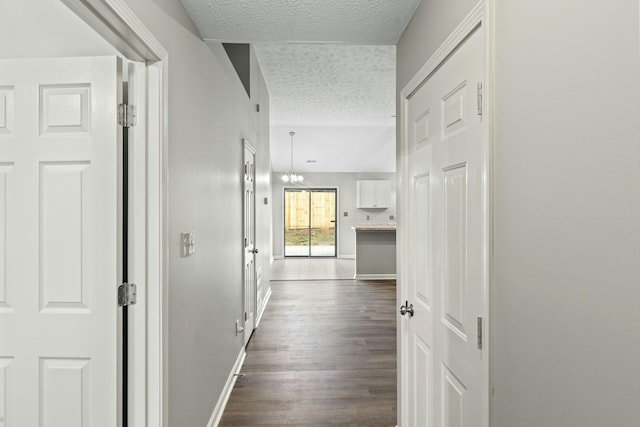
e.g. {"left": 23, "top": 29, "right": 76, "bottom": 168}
{"left": 181, "top": 231, "right": 195, "bottom": 257}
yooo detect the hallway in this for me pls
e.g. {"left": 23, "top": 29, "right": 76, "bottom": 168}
{"left": 219, "top": 279, "right": 397, "bottom": 426}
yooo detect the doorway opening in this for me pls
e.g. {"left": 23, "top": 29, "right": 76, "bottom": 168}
{"left": 284, "top": 188, "right": 337, "bottom": 257}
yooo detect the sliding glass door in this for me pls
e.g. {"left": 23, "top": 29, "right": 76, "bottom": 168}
{"left": 284, "top": 188, "right": 337, "bottom": 257}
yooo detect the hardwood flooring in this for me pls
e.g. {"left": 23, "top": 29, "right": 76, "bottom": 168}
{"left": 219, "top": 280, "right": 397, "bottom": 426}
{"left": 270, "top": 258, "right": 356, "bottom": 281}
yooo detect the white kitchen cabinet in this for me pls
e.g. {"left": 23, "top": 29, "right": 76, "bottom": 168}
{"left": 356, "top": 180, "right": 391, "bottom": 208}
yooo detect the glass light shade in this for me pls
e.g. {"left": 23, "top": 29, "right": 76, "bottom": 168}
{"left": 281, "top": 174, "right": 290, "bottom": 182}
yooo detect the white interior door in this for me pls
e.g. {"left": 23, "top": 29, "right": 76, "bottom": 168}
{"left": 0, "top": 56, "right": 121, "bottom": 426}
{"left": 401, "top": 24, "right": 487, "bottom": 427}
{"left": 243, "top": 141, "right": 257, "bottom": 345}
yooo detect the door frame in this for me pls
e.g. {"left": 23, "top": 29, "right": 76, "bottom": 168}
{"left": 282, "top": 186, "right": 339, "bottom": 258}
{"left": 242, "top": 138, "right": 257, "bottom": 344}
{"left": 397, "top": 1, "right": 492, "bottom": 426}
{"left": 61, "top": 0, "right": 168, "bottom": 425}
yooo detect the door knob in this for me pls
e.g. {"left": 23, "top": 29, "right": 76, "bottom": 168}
{"left": 399, "top": 301, "right": 414, "bottom": 317}
{"left": 250, "top": 248, "right": 259, "bottom": 254}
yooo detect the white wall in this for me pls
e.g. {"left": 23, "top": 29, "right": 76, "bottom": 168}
{"left": 398, "top": 1, "right": 640, "bottom": 426}
{"left": 272, "top": 172, "right": 396, "bottom": 258}
{"left": 116, "top": 0, "right": 272, "bottom": 424}
{"left": 0, "top": 0, "right": 117, "bottom": 58}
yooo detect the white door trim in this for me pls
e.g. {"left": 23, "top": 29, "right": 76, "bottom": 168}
{"left": 60, "top": 1, "right": 169, "bottom": 425}
{"left": 398, "top": 1, "right": 492, "bottom": 426}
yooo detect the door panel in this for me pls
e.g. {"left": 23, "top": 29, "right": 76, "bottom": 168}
{"left": 402, "top": 24, "right": 486, "bottom": 427}
{"left": 413, "top": 174, "right": 431, "bottom": 309}
{"left": 0, "top": 56, "right": 121, "bottom": 426}
{"left": 310, "top": 189, "right": 336, "bottom": 257}
{"left": 442, "top": 364, "right": 466, "bottom": 427}
{"left": 284, "top": 189, "right": 310, "bottom": 257}
{"left": 411, "top": 334, "right": 431, "bottom": 427}
{"left": 442, "top": 164, "right": 467, "bottom": 338}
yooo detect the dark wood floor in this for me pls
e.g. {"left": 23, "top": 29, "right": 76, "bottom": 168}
{"left": 219, "top": 279, "right": 397, "bottom": 427}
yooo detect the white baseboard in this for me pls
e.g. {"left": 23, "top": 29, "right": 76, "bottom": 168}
{"left": 338, "top": 254, "right": 355, "bottom": 259}
{"left": 273, "top": 255, "right": 284, "bottom": 260}
{"left": 256, "top": 286, "right": 272, "bottom": 327}
{"left": 354, "top": 273, "right": 396, "bottom": 280}
{"left": 207, "top": 348, "right": 246, "bottom": 427}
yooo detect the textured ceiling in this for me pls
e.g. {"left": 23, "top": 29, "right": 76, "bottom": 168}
{"left": 255, "top": 43, "right": 397, "bottom": 173}
{"left": 179, "top": 0, "right": 422, "bottom": 44}
{"left": 255, "top": 44, "right": 395, "bottom": 126}
{"left": 179, "top": 0, "right": 413, "bottom": 172}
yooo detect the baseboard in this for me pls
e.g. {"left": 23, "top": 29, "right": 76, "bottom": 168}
{"left": 207, "top": 348, "right": 247, "bottom": 427}
{"left": 354, "top": 273, "right": 396, "bottom": 280}
{"left": 273, "top": 255, "right": 284, "bottom": 260}
{"left": 338, "top": 255, "right": 355, "bottom": 259}
{"left": 256, "top": 286, "right": 272, "bottom": 327}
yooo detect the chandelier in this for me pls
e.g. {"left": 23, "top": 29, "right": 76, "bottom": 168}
{"left": 281, "top": 131, "right": 304, "bottom": 183}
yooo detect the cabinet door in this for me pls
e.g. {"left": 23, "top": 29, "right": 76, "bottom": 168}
{"left": 373, "top": 181, "right": 391, "bottom": 208}
{"left": 357, "top": 181, "right": 375, "bottom": 208}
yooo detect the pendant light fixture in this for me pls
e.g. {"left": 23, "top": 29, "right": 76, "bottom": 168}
{"left": 281, "top": 131, "right": 304, "bottom": 183}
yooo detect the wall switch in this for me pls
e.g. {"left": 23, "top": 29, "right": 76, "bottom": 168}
{"left": 235, "top": 319, "right": 244, "bottom": 335}
{"left": 181, "top": 231, "right": 195, "bottom": 257}
{"left": 343, "top": 211, "right": 348, "bottom": 217}
{"left": 389, "top": 215, "right": 395, "bottom": 220}
{"left": 366, "top": 215, "right": 370, "bottom": 220}
{"left": 264, "top": 197, "right": 269, "bottom": 205}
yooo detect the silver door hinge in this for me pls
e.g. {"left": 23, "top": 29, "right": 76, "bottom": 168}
{"left": 477, "top": 82, "right": 483, "bottom": 116}
{"left": 477, "top": 317, "right": 483, "bottom": 349}
{"left": 244, "top": 312, "right": 248, "bottom": 321}
{"left": 256, "top": 103, "right": 260, "bottom": 112}
{"left": 118, "top": 283, "right": 137, "bottom": 307}
{"left": 118, "top": 103, "right": 137, "bottom": 128}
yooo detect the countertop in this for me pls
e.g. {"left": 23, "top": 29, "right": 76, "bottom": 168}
{"left": 352, "top": 221, "right": 397, "bottom": 231}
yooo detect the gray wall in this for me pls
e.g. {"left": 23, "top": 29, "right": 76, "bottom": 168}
{"left": 117, "top": 0, "right": 272, "bottom": 425}
{"left": 398, "top": 1, "right": 640, "bottom": 426}
{"left": 272, "top": 172, "right": 396, "bottom": 258}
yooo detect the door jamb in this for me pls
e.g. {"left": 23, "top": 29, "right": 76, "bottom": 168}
{"left": 60, "top": 1, "right": 168, "bottom": 425}
{"left": 397, "top": 1, "right": 492, "bottom": 426}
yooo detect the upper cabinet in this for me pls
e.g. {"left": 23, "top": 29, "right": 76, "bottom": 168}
{"left": 357, "top": 180, "right": 391, "bottom": 208}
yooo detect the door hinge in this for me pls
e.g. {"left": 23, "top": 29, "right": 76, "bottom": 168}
{"left": 256, "top": 103, "right": 260, "bottom": 112}
{"left": 244, "top": 311, "right": 248, "bottom": 321}
{"left": 477, "top": 82, "right": 483, "bottom": 116}
{"left": 118, "top": 103, "right": 137, "bottom": 128}
{"left": 118, "top": 282, "right": 137, "bottom": 307}
{"left": 477, "top": 317, "right": 483, "bottom": 349}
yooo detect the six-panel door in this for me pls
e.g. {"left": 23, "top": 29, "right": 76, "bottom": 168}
{"left": 404, "top": 25, "right": 486, "bottom": 427}
{"left": 0, "top": 57, "right": 121, "bottom": 426}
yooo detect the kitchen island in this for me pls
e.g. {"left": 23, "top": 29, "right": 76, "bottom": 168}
{"left": 353, "top": 222, "right": 396, "bottom": 280}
